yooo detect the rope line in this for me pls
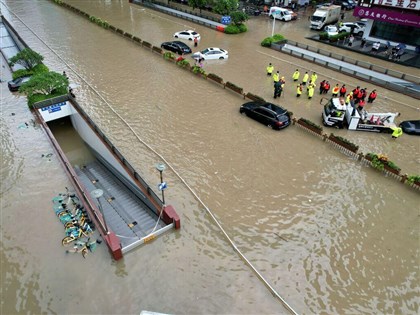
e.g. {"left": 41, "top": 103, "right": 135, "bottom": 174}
{"left": 2, "top": 3, "right": 298, "bottom": 314}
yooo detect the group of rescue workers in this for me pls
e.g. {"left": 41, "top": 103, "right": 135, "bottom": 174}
{"left": 266, "top": 63, "right": 402, "bottom": 139}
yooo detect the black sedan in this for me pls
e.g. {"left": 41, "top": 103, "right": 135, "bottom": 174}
{"left": 399, "top": 120, "right": 420, "bottom": 135}
{"left": 8, "top": 76, "right": 31, "bottom": 92}
{"left": 239, "top": 101, "right": 291, "bottom": 130}
{"left": 161, "top": 41, "right": 192, "bottom": 55}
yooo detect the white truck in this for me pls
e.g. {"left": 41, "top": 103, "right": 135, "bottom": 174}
{"left": 269, "top": 7, "right": 293, "bottom": 21}
{"left": 310, "top": 5, "right": 341, "bottom": 30}
{"left": 321, "top": 97, "right": 399, "bottom": 133}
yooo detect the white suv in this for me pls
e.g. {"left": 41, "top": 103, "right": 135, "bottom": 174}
{"left": 339, "top": 22, "right": 365, "bottom": 36}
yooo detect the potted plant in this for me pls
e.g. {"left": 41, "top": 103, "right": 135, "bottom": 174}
{"left": 297, "top": 118, "right": 323, "bottom": 135}
{"left": 225, "top": 81, "right": 243, "bottom": 94}
{"left": 328, "top": 133, "right": 359, "bottom": 153}
{"left": 365, "top": 153, "right": 401, "bottom": 175}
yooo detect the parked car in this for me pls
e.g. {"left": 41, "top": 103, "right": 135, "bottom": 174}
{"left": 7, "top": 76, "right": 31, "bottom": 92}
{"left": 316, "top": 2, "right": 332, "bottom": 8}
{"left": 325, "top": 25, "right": 339, "bottom": 37}
{"left": 399, "top": 120, "right": 420, "bottom": 135}
{"left": 192, "top": 47, "right": 229, "bottom": 60}
{"left": 333, "top": 0, "right": 355, "bottom": 10}
{"left": 339, "top": 22, "right": 365, "bottom": 36}
{"left": 239, "top": 101, "right": 291, "bottom": 130}
{"left": 160, "top": 41, "right": 192, "bottom": 55}
{"left": 173, "top": 30, "right": 201, "bottom": 41}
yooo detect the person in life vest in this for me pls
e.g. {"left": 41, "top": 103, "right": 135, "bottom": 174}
{"left": 356, "top": 88, "right": 364, "bottom": 102}
{"left": 391, "top": 126, "right": 403, "bottom": 139}
{"left": 319, "top": 80, "right": 326, "bottom": 94}
{"left": 368, "top": 89, "right": 377, "bottom": 103}
{"left": 292, "top": 69, "right": 300, "bottom": 81}
{"left": 308, "top": 83, "right": 315, "bottom": 99}
{"left": 352, "top": 86, "right": 361, "bottom": 103}
{"left": 332, "top": 84, "right": 340, "bottom": 97}
{"left": 267, "top": 63, "right": 274, "bottom": 76}
{"left": 296, "top": 84, "right": 303, "bottom": 97}
{"left": 302, "top": 72, "right": 309, "bottom": 86}
{"left": 339, "top": 84, "right": 347, "bottom": 98}
{"left": 345, "top": 92, "right": 353, "bottom": 105}
{"left": 357, "top": 99, "right": 366, "bottom": 111}
{"left": 273, "top": 71, "right": 280, "bottom": 83}
{"left": 323, "top": 81, "right": 330, "bottom": 94}
{"left": 361, "top": 88, "right": 367, "bottom": 101}
{"left": 311, "top": 72, "right": 318, "bottom": 84}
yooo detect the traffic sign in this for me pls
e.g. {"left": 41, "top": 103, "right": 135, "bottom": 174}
{"left": 158, "top": 182, "right": 167, "bottom": 191}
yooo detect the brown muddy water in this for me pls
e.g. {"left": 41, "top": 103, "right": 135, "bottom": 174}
{"left": 1, "top": 0, "right": 419, "bottom": 314}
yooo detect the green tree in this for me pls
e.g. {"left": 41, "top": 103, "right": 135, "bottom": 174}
{"left": 19, "top": 71, "right": 68, "bottom": 96}
{"left": 230, "top": 11, "right": 249, "bottom": 25}
{"left": 213, "top": 0, "right": 238, "bottom": 15}
{"left": 9, "top": 48, "right": 44, "bottom": 70}
{"left": 188, "top": 0, "right": 208, "bottom": 14}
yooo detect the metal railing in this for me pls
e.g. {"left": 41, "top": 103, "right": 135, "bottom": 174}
{"left": 286, "top": 40, "right": 420, "bottom": 84}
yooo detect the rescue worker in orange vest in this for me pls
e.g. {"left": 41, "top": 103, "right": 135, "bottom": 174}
{"left": 292, "top": 69, "right": 300, "bottom": 81}
{"left": 296, "top": 83, "right": 303, "bottom": 97}
{"left": 267, "top": 63, "right": 274, "bottom": 76}
{"left": 357, "top": 99, "right": 366, "bottom": 111}
{"left": 368, "top": 89, "right": 377, "bottom": 103}
{"left": 352, "top": 86, "right": 361, "bottom": 103}
{"left": 323, "top": 81, "right": 330, "bottom": 94}
{"left": 302, "top": 72, "right": 309, "bottom": 86}
{"left": 391, "top": 126, "right": 403, "bottom": 139}
{"left": 332, "top": 84, "right": 340, "bottom": 97}
{"left": 339, "top": 84, "right": 347, "bottom": 98}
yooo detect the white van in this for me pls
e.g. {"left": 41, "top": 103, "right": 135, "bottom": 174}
{"left": 269, "top": 7, "right": 292, "bottom": 21}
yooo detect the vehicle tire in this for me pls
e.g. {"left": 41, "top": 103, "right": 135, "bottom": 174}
{"left": 267, "top": 124, "right": 273, "bottom": 129}
{"left": 174, "top": 35, "right": 178, "bottom": 38}
{"left": 357, "top": 31, "right": 363, "bottom": 36}
{"left": 82, "top": 248, "right": 88, "bottom": 258}
{"left": 219, "top": 57, "right": 224, "bottom": 59}
{"left": 62, "top": 236, "right": 74, "bottom": 247}
{"left": 188, "top": 38, "right": 192, "bottom": 41}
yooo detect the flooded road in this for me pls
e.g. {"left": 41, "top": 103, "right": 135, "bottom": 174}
{"left": 1, "top": 0, "right": 419, "bottom": 314}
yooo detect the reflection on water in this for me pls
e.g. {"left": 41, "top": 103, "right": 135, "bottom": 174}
{"left": 1, "top": 0, "right": 419, "bottom": 314}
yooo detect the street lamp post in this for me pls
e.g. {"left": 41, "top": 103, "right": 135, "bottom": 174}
{"left": 155, "top": 162, "right": 167, "bottom": 206}
{"left": 91, "top": 188, "right": 109, "bottom": 234}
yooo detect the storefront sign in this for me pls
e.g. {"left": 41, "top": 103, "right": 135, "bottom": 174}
{"left": 373, "top": 0, "right": 420, "bottom": 11}
{"left": 354, "top": 6, "right": 420, "bottom": 26}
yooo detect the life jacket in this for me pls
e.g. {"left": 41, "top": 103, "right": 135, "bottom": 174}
{"left": 369, "top": 91, "right": 377, "bottom": 99}
{"left": 292, "top": 71, "right": 299, "bottom": 80}
{"left": 302, "top": 73, "right": 309, "bottom": 83}
{"left": 332, "top": 86, "right": 340, "bottom": 94}
{"left": 273, "top": 73, "right": 279, "bottom": 82}
{"left": 392, "top": 127, "right": 403, "bottom": 138}
{"left": 267, "top": 65, "right": 274, "bottom": 74}
{"left": 340, "top": 86, "right": 346, "bottom": 94}
{"left": 297, "top": 85, "right": 302, "bottom": 95}
{"left": 357, "top": 90, "right": 363, "bottom": 99}
{"left": 353, "top": 88, "right": 360, "bottom": 97}
{"left": 324, "top": 83, "right": 330, "bottom": 91}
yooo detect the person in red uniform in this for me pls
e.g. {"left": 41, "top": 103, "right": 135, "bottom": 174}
{"left": 368, "top": 89, "right": 377, "bottom": 103}
{"left": 339, "top": 84, "right": 346, "bottom": 98}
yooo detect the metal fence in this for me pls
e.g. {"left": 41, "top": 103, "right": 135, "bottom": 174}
{"left": 279, "top": 42, "right": 420, "bottom": 100}
{"left": 287, "top": 40, "right": 420, "bottom": 84}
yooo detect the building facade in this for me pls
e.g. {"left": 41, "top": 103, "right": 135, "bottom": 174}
{"left": 354, "top": 0, "right": 420, "bottom": 50}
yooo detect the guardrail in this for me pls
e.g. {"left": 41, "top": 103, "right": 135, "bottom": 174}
{"left": 132, "top": 0, "right": 221, "bottom": 29}
{"left": 287, "top": 40, "right": 420, "bottom": 84}
{"left": 279, "top": 42, "right": 420, "bottom": 100}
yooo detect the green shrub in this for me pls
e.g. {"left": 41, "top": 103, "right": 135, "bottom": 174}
{"left": 261, "top": 34, "right": 286, "bottom": 47}
{"left": 365, "top": 153, "right": 401, "bottom": 172}
{"left": 225, "top": 81, "right": 243, "bottom": 93}
{"left": 298, "top": 118, "right": 323, "bottom": 132}
{"left": 238, "top": 24, "right": 248, "bottom": 33}
{"left": 163, "top": 52, "right": 175, "bottom": 60}
{"left": 407, "top": 175, "right": 420, "bottom": 184}
{"left": 191, "top": 65, "right": 206, "bottom": 75}
{"left": 12, "top": 69, "right": 32, "bottom": 80}
{"left": 319, "top": 32, "right": 328, "bottom": 40}
{"left": 329, "top": 133, "right": 359, "bottom": 152}
{"left": 207, "top": 73, "right": 223, "bottom": 83}
{"left": 27, "top": 87, "right": 68, "bottom": 108}
{"left": 32, "top": 63, "right": 49, "bottom": 74}
{"left": 224, "top": 24, "right": 241, "bottom": 34}
{"left": 176, "top": 59, "right": 190, "bottom": 68}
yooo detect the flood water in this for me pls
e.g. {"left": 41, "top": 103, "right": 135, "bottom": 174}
{"left": 1, "top": 0, "right": 419, "bottom": 314}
